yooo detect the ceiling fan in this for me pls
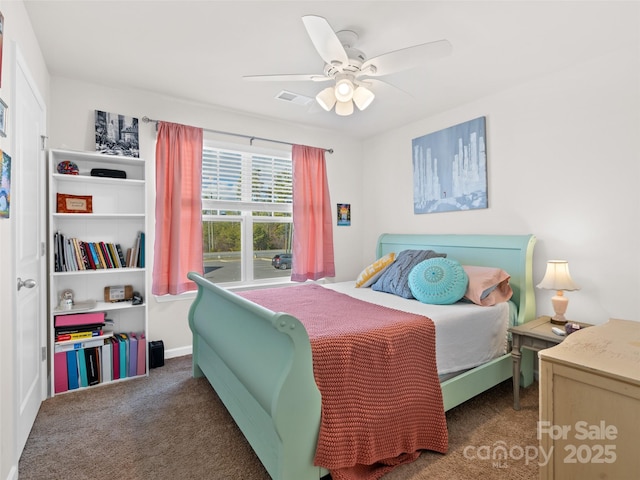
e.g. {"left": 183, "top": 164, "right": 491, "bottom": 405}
{"left": 244, "top": 15, "right": 452, "bottom": 116}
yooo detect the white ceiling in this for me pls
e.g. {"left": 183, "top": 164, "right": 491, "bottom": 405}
{"left": 23, "top": 1, "right": 638, "bottom": 139}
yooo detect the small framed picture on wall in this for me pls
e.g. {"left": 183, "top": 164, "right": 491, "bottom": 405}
{"left": 337, "top": 203, "right": 351, "bottom": 226}
{"left": 0, "top": 97, "right": 7, "bottom": 137}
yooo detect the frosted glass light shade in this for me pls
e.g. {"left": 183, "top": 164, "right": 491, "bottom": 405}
{"left": 334, "top": 78, "right": 354, "bottom": 102}
{"left": 335, "top": 100, "right": 354, "bottom": 116}
{"left": 353, "top": 86, "right": 375, "bottom": 110}
{"left": 316, "top": 87, "right": 337, "bottom": 111}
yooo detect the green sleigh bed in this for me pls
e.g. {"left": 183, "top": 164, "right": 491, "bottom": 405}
{"left": 187, "top": 233, "right": 537, "bottom": 480}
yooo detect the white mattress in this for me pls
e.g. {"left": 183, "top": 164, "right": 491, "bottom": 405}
{"left": 321, "top": 281, "right": 512, "bottom": 375}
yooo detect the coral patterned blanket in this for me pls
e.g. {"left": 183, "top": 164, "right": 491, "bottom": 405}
{"left": 239, "top": 284, "right": 448, "bottom": 480}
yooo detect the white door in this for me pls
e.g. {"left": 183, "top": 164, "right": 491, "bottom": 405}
{"left": 13, "top": 46, "right": 47, "bottom": 456}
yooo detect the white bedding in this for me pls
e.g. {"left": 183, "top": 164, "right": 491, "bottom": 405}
{"left": 321, "top": 281, "right": 512, "bottom": 375}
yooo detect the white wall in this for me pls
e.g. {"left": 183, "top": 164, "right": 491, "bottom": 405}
{"left": 362, "top": 46, "right": 640, "bottom": 325}
{"left": 47, "top": 77, "right": 364, "bottom": 353}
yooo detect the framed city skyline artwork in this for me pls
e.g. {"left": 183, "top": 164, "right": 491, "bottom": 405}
{"left": 412, "top": 116, "right": 488, "bottom": 214}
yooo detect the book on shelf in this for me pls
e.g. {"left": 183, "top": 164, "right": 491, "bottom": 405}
{"left": 88, "top": 242, "right": 102, "bottom": 269}
{"left": 64, "top": 238, "right": 77, "bottom": 271}
{"left": 54, "top": 331, "right": 145, "bottom": 393}
{"left": 135, "top": 332, "right": 146, "bottom": 376}
{"left": 127, "top": 231, "right": 145, "bottom": 268}
{"left": 54, "top": 336, "right": 108, "bottom": 353}
{"left": 82, "top": 241, "right": 96, "bottom": 269}
{"left": 53, "top": 231, "right": 146, "bottom": 272}
{"left": 94, "top": 241, "right": 108, "bottom": 269}
{"left": 99, "top": 242, "right": 114, "bottom": 268}
{"left": 55, "top": 311, "right": 106, "bottom": 328}
{"left": 138, "top": 232, "right": 145, "bottom": 268}
{"left": 101, "top": 342, "right": 112, "bottom": 383}
{"left": 115, "top": 333, "right": 128, "bottom": 379}
{"left": 66, "top": 350, "right": 79, "bottom": 390}
{"left": 56, "top": 330, "right": 103, "bottom": 342}
{"left": 115, "top": 244, "right": 127, "bottom": 268}
{"left": 77, "top": 348, "right": 88, "bottom": 388}
{"left": 85, "top": 347, "right": 100, "bottom": 386}
{"left": 107, "top": 243, "right": 122, "bottom": 268}
{"left": 109, "top": 337, "right": 120, "bottom": 381}
{"left": 54, "top": 352, "right": 69, "bottom": 394}
{"left": 128, "top": 333, "right": 138, "bottom": 377}
{"left": 71, "top": 238, "right": 85, "bottom": 270}
{"left": 55, "top": 324, "right": 104, "bottom": 336}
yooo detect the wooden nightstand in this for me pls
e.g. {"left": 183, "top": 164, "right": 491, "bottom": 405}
{"left": 508, "top": 316, "right": 590, "bottom": 410}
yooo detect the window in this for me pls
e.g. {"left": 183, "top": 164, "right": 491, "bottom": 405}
{"left": 201, "top": 142, "right": 293, "bottom": 285}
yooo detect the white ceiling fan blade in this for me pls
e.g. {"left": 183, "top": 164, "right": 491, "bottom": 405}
{"left": 361, "top": 39, "right": 452, "bottom": 77}
{"left": 359, "top": 78, "right": 414, "bottom": 98}
{"left": 302, "top": 15, "right": 348, "bottom": 67}
{"left": 243, "top": 73, "right": 330, "bottom": 82}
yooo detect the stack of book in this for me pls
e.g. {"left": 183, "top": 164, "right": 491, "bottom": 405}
{"left": 53, "top": 312, "right": 147, "bottom": 394}
{"left": 54, "top": 311, "right": 105, "bottom": 342}
{"left": 53, "top": 231, "right": 145, "bottom": 272}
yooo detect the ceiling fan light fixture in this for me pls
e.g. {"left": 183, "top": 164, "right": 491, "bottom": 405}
{"left": 353, "top": 86, "right": 375, "bottom": 111}
{"left": 334, "top": 77, "right": 355, "bottom": 102}
{"left": 316, "top": 87, "right": 337, "bottom": 111}
{"left": 335, "top": 100, "right": 354, "bottom": 116}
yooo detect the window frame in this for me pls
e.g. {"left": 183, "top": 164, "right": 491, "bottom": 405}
{"left": 201, "top": 139, "right": 293, "bottom": 287}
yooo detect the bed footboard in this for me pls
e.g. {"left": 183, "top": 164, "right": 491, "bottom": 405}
{"left": 187, "top": 272, "right": 325, "bottom": 480}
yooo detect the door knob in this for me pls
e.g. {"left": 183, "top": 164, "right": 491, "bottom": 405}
{"left": 17, "top": 277, "right": 37, "bottom": 291}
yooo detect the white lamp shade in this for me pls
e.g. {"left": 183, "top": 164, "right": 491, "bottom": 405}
{"left": 316, "top": 87, "right": 337, "bottom": 111}
{"left": 335, "top": 100, "right": 354, "bottom": 116}
{"left": 353, "top": 86, "right": 375, "bottom": 111}
{"left": 536, "top": 260, "right": 580, "bottom": 291}
{"left": 334, "top": 78, "right": 354, "bottom": 102}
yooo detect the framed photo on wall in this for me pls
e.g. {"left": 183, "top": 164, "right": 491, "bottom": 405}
{"left": 0, "top": 12, "right": 4, "bottom": 88}
{"left": 0, "top": 97, "right": 7, "bottom": 137}
{"left": 95, "top": 110, "right": 139, "bottom": 157}
{"left": 337, "top": 203, "right": 351, "bottom": 226}
{"left": 412, "top": 116, "right": 488, "bottom": 214}
{"left": 0, "top": 150, "right": 10, "bottom": 218}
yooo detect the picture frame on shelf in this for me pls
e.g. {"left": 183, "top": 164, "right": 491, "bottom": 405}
{"left": 0, "top": 97, "right": 7, "bottom": 137}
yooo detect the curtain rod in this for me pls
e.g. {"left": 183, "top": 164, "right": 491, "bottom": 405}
{"left": 141, "top": 116, "right": 333, "bottom": 154}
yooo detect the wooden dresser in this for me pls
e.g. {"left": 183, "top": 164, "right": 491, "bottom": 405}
{"left": 538, "top": 318, "right": 640, "bottom": 479}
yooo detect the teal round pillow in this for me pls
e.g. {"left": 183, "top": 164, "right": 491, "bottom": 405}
{"left": 408, "top": 257, "right": 469, "bottom": 305}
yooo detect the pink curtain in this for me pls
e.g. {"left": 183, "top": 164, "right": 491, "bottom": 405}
{"left": 152, "top": 121, "right": 204, "bottom": 295}
{"left": 291, "top": 145, "right": 335, "bottom": 282}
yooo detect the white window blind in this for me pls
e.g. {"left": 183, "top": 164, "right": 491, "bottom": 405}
{"left": 202, "top": 146, "right": 292, "bottom": 212}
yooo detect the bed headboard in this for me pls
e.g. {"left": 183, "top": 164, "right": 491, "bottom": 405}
{"left": 376, "top": 234, "right": 537, "bottom": 326}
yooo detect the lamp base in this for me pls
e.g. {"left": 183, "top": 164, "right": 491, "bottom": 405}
{"left": 550, "top": 292, "right": 569, "bottom": 325}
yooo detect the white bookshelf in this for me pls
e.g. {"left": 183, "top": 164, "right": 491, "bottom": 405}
{"left": 48, "top": 149, "right": 148, "bottom": 395}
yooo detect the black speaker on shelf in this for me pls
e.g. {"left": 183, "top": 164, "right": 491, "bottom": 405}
{"left": 91, "top": 168, "right": 127, "bottom": 179}
{"left": 149, "top": 340, "right": 164, "bottom": 368}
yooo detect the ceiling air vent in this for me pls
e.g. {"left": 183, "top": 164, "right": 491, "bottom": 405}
{"left": 275, "top": 90, "right": 313, "bottom": 106}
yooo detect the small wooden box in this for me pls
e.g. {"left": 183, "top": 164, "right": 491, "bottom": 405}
{"left": 104, "top": 285, "right": 133, "bottom": 303}
{"left": 56, "top": 193, "right": 93, "bottom": 213}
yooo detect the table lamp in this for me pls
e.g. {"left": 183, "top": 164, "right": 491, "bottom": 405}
{"left": 536, "top": 260, "right": 580, "bottom": 325}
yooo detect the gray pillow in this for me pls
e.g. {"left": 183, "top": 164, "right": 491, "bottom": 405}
{"left": 371, "top": 249, "right": 447, "bottom": 298}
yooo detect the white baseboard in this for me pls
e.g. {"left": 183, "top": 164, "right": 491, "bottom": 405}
{"left": 164, "top": 345, "right": 192, "bottom": 359}
{"left": 6, "top": 465, "right": 18, "bottom": 480}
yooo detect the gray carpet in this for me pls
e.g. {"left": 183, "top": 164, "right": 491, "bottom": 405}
{"left": 19, "top": 355, "right": 539, "bottom": 479}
